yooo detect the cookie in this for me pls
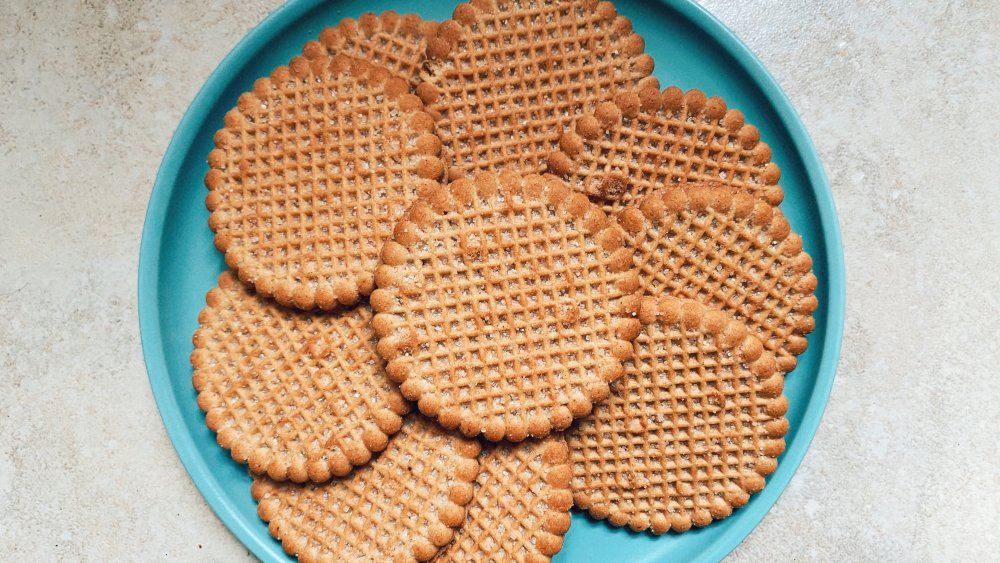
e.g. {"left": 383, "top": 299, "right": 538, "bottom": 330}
{"left": 547, "top": 86, "right": 783, "bottom": 212}
{"left": 420, "top": 0, "right": 656, "bottom": 178}
{"left": 205, "top": 54, "right": 445, "bottom": 310}
{"left": 302, "top": 11, "right": 439, "bottom": 83}
{"left": 616, "top": 181, "right": 817, "bottom": 371}
{"left": 370, "top": 171, "right": 641, "bottom": 441}
{"left": 434, "top": 435, "right": 573, "bottom": 563}
{"left": 252, "top": 415, "right": 481, "bottom": 562}
{"left": 568, "top": 296, "right": 789, "bottom": 534}
{"left": 191, "top": 271, "right": 411, "bottom": 483}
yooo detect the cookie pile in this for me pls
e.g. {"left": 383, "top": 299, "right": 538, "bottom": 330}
{"left": 193, "top": 1, "right": 817, "bottom": 561}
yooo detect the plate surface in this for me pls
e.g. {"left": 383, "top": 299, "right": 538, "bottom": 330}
{"left": 138, "top": 1, "right": 845, "bottom": 561}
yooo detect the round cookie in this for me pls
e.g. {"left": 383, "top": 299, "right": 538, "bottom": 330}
{"left": 191, "top": 271, "right": 411, "bottom": 483}
{"left": 205, "top": 54, "right": 445, "bottom": 310}
{"left": 547, "top": 86, "right": 783, "bottom": 213}
{"left": 302, "top": 11, "right": 440, "bottom": 83}
{"left": 252, "top": 415, "right": 481, "bottom": 562}
{"left": 616, "top": 181, "right": 817, "bottom": 371}
{"left": 434, "top": 435, "right": 573, "bottom": 563}
{"left": 568, "top": 296, "right": 789, "bottom": 534}
{"left": 420, "top": 0, "right": 657, "bottom": 178}
{"left": 371, "top": 171, "right": 641, "bottom": 441}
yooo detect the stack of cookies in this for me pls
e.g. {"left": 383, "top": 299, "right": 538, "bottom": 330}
{"left": 193, "top": 1, "right": 817, "bottom": 561}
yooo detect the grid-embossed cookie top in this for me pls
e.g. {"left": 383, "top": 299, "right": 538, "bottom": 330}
{"left": 191, "top": 271, "right": 410, "bottom": 483}
{"left": 252, "top": 415, "right": 481, "bottom": 562}
{"left": 619, "top": 183, "right": 817, "bottom": 372}
{"left": 548, "top": 87, "right": 783, "bottom": 213}
{"left": 568, "top": 297, "right": 789, "bottom": 534}
{"left": 302, "top": 12, "right": 440, "bottom": 84}
{"left": 421, "top": 0, "right": 655, "bottom": 177}
{"left": 435, "top": 436, "right": 572, "bottom": 562}
{"left": 205, "top": 55, "right": 444, "bottom": 310}
{"left": 372, "top": 172, "right": 638, "bottom": 441}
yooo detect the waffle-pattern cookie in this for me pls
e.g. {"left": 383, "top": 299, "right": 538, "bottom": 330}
{"left": 371, "top": 171, "right": 641, "bottom": 441}
{"left": 568, "top": 296, "right": 789, "bottom": 534}
{"left": 617, "top": 182, "right": 817, "bottom": 371}
{"left": 435, "top": 435, "right": 573, "bottom": 562}
{"left": 191, "top": 271, "right": 411, "bottom": 482}
{"left": 302, "top": 11, "right": 439, "bottom": 83}
{"left": 420, "top": 0, "right": 656, "bottom": 178}
{"left": 252, "top": 415, "right": 481, "bottom": 562}
{"left": 547, "top": 87, "right": 783, "bottom": 213}
{"left": 205, "top": 55, "right": 445, "bottom": 310}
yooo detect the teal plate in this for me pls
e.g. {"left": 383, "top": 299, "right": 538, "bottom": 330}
{"left": 138, "top": 1, "right": 845, "bottom": 561}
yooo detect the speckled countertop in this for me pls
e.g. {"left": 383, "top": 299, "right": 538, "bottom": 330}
{"left": 1, "top": 1, "right": 997, "bottom": 560}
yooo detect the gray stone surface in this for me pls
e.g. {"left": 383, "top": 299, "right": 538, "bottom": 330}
{"left": 1, "top": 0, "right": 997, "bottom": 560}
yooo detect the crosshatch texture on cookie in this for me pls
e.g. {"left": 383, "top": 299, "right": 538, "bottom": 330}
{"left": 419, "top": 0, "right": 657, "bottom": 178}
{"left": 547, "top": 86, "right": 783, "bottom": 213}
{"left": 568, "top": 296, "right": 789, "bottom": 534}
{"left": 616, "top": 181, "right": 817, "bottom": 371}
{"left": 252, "top": 415, "right": 482, "bottom": 563}
{"left": 301, "top": 11, "right": 441, "bottom": 84}
{"left": 370, "top": 171, "right": 642, "bottom": 442}
{"left": 191, "top": 271, "right": 411, "bottom": 483}
{"left": 434, "top": 435, "right": 573, "bottom": 563}
{"left": 205, "top": 54, "right": 445, "bottom": 310}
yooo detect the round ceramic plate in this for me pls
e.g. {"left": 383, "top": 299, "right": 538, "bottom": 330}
{"left": 138, "top": 1, "right": 845, "bottom": 561}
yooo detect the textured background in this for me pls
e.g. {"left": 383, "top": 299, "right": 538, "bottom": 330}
{"left": 1, "top": 0, "right": 998, "bottom": 560}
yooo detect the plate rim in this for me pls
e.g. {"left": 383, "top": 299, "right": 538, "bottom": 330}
{"left": 137, "top": 1, "right": 846, "bottom": 561}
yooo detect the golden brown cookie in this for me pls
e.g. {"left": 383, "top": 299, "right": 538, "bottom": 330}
{"left": 616, "top": 181, "right": 817, "bottom": 371}
{"left": 547, "top": 86, "right": 783, "bottom": 213}
{"left": 191, "top": 271, "right": 411, "bottom": 482}
{"left": 435, "top": 435, "right": 573, "bottom": 563}
{"left": 419, "top": 0, "right": 657, "bottom": 178}
{"left": 205, "top": 54, "right": 445, "bottom": 310}
{"left": 568, "top": 296, "right": 789, "bottom": 534}
{"left": 371, "top": 171, "right": 641, "bottom": 441}
{"left": 302, "top": 11, "right": 439, "bottom": 83}
{"left": 252, "top": 415, "right": 481, "bottom": 562}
